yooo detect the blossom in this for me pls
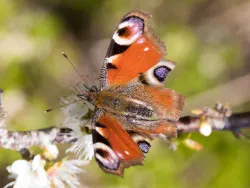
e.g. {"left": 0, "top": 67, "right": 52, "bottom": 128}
{"left": 60, "top": 95, "right": 93, "bottom": 132}
{"left": 40, "top": 131, "right": 59, "bottom": 160}
{"left": 5, "top": 155, "right": 50, "bottom": 188}
{"left": 5, "top": 155, "right": 89, "bottom": 188}
{"left": 66, "top": 132, "right": 94, "bottom": 160}
{"left": 60, "top": 94, "right": 94, "bottom": 160}
{"left": 5, "top": 88, "right": 95, "bottom": 188}
{"left": 47, "top": 159, "right": 89, "bottom": 188}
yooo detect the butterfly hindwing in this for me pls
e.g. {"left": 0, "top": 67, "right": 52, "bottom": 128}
{"left": 140, "top": 86, "right": 184, "bottom": 121}
{"left": 100, "top": 10, "right": 166, "bottom": 88}
{"left": 112, "top": 83, "right": 184, "bottom": 121}
{"left": 92, "top": 110, "right": 144, "bottom": 177}
{"left": 128, "top": 131, "right": 151, "bottom": 154}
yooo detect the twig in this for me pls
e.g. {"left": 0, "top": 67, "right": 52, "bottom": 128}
{"left": 0, "top": 127, "right": 73, "bottom": 151}
{"left": 0, "top": 111, "right": 249, "bottom": 151}
{"left": 177, "top": 112, "right": 250, "bottom": 134}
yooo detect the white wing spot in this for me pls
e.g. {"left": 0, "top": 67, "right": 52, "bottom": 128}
{"left": 137, "top": 38, "right": 145, "bottom": 44}
{"left": 105, "top": 55, "right": 118, "bottom": 63}
{"left": 144, "top": 47, "right": 149, "bottom": 51}
{"left": 125, "top": 151, "right": 129, "bottom": 155}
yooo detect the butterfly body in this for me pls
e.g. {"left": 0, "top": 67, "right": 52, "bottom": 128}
{"left": 79, "top": 10, "right": 185, "bottom": 177}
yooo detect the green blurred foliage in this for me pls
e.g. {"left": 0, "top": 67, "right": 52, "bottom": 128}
{"left": 0, "top": 0, "right": 250, "bottom": 187}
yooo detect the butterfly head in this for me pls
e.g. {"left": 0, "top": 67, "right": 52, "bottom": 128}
{"left": 77, "top": 86, "right": 99, "bottom": 104}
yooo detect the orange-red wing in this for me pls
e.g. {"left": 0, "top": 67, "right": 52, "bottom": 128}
{"left": 145, "top": 121, "right": 177, "bottom": 138}
{"left": 100, "top": 10, "right": 166, "bottom": 88}
{"left": 144, "top": 86, "right": 185, "bottom": 121}
{"left": 126, "top": 85, "right": 185, "bottom": 121}
{"left": 107, "top": 35, "right": 164, "bottom": 85}
{"left": 93, "top": 112, "right": 144, "bottom": 177}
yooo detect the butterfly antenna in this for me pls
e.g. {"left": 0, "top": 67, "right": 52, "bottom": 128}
{"left": 45, "top": 99, "right": 83, "bottom": 113}
{"left": 62, "top": 52, "right": 91, "bottom": 90}
{"left": 62, "top": 52, "right": 84, "bottom": 81}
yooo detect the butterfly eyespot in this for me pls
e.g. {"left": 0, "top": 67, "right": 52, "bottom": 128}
{"left": 153, "top": 66, "right": 171, "bottom": 82}
{"left": 96, "top": 148, "right": 109, "bottom": 158}
{"left": 138, "top": 60, "right": 176, "bottom": 86}
{"left": 94, "top": 142, "right": 119, "bottom": 170}
{"left": 138, "top": 141, "right": 151, "bottom": 153}
{"left": 117, "top": 27, "right": 130, "bottom": 37}
{"left": 113, "top": 17, "right": 144, "bottom": 46}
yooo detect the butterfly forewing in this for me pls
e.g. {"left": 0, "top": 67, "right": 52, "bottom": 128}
{"left": 100, "top": 10, "right": 166, "bottom": 88}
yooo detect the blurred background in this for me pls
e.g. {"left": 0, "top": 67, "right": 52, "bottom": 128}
{"left": 0, "top": 0, "right": 250, "bottom": 187}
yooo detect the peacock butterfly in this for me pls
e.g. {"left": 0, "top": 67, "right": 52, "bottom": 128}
{"left": 78, "top": 10, "right": 185, "bottom": 177}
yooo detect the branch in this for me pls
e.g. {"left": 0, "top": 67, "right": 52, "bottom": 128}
{"left": 0, "top": 112, "right": 249, "bottom": 152}
{"left": 1, "top": 111, "right": 249, "bottom": 151}
{"left": 177, "top": 112, "right": 250, "bottom": 134}
{"left": 0, "top": 127, "right": 73, "bottom": 151}
{"left": 0, "top": 89, "right": 75, "bottom": 152}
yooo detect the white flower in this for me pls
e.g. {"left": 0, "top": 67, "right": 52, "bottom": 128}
{"left": 5, "top": 155, "right": 50, "bottom": 188}
{"left": 60, "top": 95, "right": 92, "bottom": 133}
{"left": 66, "top": 133, "right": 94, "bottom": 161}
{"left": 48, "top": 159, "right": 89, "bottom": 188}
{"left": 60, "top": 95, "right": 94, "bottom": 160}
{"left": 40, "top": 131, "right": 59, "bottom": 160}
